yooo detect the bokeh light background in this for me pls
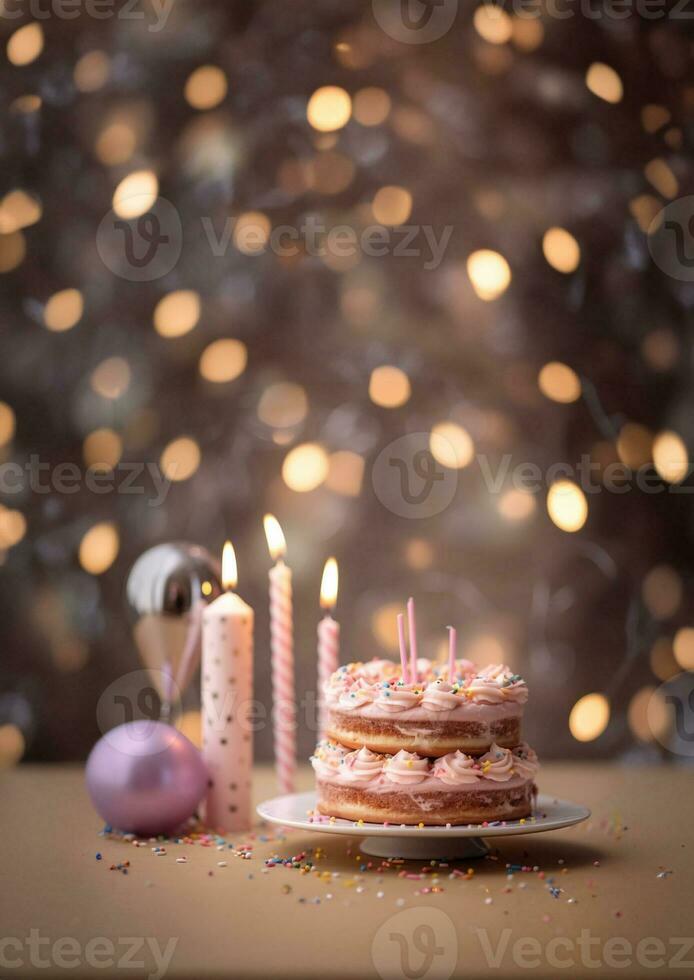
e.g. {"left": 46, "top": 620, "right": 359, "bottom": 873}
{"left": 1, "top": 0, "right": 693, "bottom": 767}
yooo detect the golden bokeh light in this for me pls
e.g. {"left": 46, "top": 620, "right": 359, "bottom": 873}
{"left": 511, "top": 16, "right": 544, "bottom": 51}
{"left": 153, "top": 290, "right": 201, "bottom": 338}
{"left": 307, "top": 86, "right": 352, "bottom": 132}
{"left": 569, "top": 693, "right": 610, "bottom": 741}
{"left": 673, "top": 627, "right": 694, "bottom": 671}
{"left": 547, "top": 480, "right": 588, "bottom": 533}
{"left": 498, "top": 488, "right": 536, "bottom": 522}
{"left": 642, "top": 104, "right": 670, "bottom": 133}
{"left": 199, "top": 339, "right": 248, "bottom": 383}
{"left": 368, "top": 365, "right": 411, "bottom": 409}
{"left": 404, "top": 538, "right": 434, "bottom": 570}
{"left": 0, "top": 507, "right": 26, "bottom": 548}
{"left": 326, "top": 450, "right": 364, "bottom": 497}
{"left": 311, "top": 151, "right": 355, "bottom": 195}
{"left": 353, "top": 87, "right": 391, "bottom": 126}
{"left": 653, "top": 430, "right": 689, "bottom": 484}
{"left": 0, "top": 724, "right": 25, "bottom": 768}
{"left": 642, "top": 564, "right": 682, "bottom": 620}
{"left": 629, "top": 194, "right": 662, "bottom": 234}
{"left": 95, "top": 121, "right": 137, "bottom": 166}
{"left": 0, "top": 231, "right": 26, "bottom": 272}
{"left": 74, "top": 50, "right": 109, "bottom": 92}
{"left": 184, "top": 65, "right": 228, "bottom": 110}
{"left": 78, "top": 522, "right": 120, "bottom": 575}
{"left": 616, "top": 422, "right": 653, "bottom": 470}
{"left": 542, "top": 227, "right": 581, "bottom": 274}
{"left": 233, "top": 211, "right": 271, "bottom": 255}
{"left": 372, "top": 186, "right": 413, "bottom": 226}
{"left": 629, "top": 686, "right": 669, "bottom": 743}
{"left": 7, "top": 22, "right": 43, "bottom": 66}
{"left": 371, "top": 602, "right": 405, "bottom": 651}
{"left": 649, "top": 637, "right": 679, "bottom": 681}
{"left": 538, "top": 361, "right": 581, "bottom": 403}
{"left": 585, "top": 62, "right": 623, "bottom": 103}
{"left": 466, "top": 249, "right": 511, "bottom": 301}
{"left": 43, "top": 288, "right": 84, "bottom": 333}
{"left": 641, "top": 328, "right": 678, "bottom": 372}
{"left": 83, "top": 428, "right": 123, "bottom": 472}
{"left": 645, "top": 158, "right": 678, "bottom": 199}
{"left": 473, "top": 5, "right": 513, "bottom": 44}
{"left": 281, "top": 442, "right": 329, "bottom": 493}
{"left": 90, "top": 357, "right": 131, "bottom": 400}
{"left": 257, "top": 382, "right": 308, "bottom": 428}
{"left": 0, "top": 402, "right": 16, "bottom": 447}
{"left": 465, "top": 633, "right": 512, "bottom": 669}
{"left": 112, "top": 170, "right": 159, "bottom": 219}
{"left": 430, "top": 421, "right": 475, "bottom": 470}
{"left": 176, "top": 710, "right": 202, "bottom": 748}
{"left": 0, "top": 190, "right": 42, "bottom": 233}
{"left": 160, "top": 437, "right": 202, "bottom": 482}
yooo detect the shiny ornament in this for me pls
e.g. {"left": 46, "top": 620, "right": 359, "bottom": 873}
{"left": 125, "top": 542, "right": 222, "bottom": 713}
{"left": 85, "top": 721, "right": 208, "bottom": 835}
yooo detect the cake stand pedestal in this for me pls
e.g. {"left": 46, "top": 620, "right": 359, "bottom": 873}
{"left": 257, "top": 791, "right": 590, "bottom": 861}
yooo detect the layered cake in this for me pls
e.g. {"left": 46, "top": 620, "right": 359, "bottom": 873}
{"left": 312, "top": 658, "right": 539, "bottom": 825}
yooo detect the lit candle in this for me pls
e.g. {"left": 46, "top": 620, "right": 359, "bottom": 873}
{"left": 397, "top": 612, "right": 409, "bottom": 683}
{"left": 448, "top": 625, "right": 457, "bottom": 682}
{"left": 201, "top": 541, "right": 254, "bottom": 832}
{"left": 317, "top": 558, "right": 339, "bottom": 739}
{"left": 407, "top": 596, "right": 418, "bottom": 684}
{"left": 264, "top": 514, "right": 296, "bottom": 797}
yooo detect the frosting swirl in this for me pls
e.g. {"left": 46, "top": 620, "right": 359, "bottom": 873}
{"left": 383, "top": 750, "right": 429, "bottom": 785}
{"left": 310, "top": 741, "right": 347, "bottom": 779}
{"left": 432, "top": 750, "right": 482, "bottom": 785}
{"left": 341, "top": 746, "right": 383, "bottom": 783}
{"left": 511, "top": 743, "right": 539, "bottom": 780}
{"left": 478, "top": 743, "right": 515, "bottom": 781}
{"left": 374, "top": 684, "right": 422, "bottom": 712}
{"left": 420, "top": 680, "right": 462, "bottom": 711}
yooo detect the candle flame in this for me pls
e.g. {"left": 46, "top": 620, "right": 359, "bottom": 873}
{"left": 222, "top": 540, "right": 238, "bottom": 591}
{"left": 320, "top": 557, "right": 338, "bottom": 609}
{"left": 263, "top": 513, "right": 286, "bottom": 561}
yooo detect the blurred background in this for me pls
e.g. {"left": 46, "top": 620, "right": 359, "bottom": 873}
{"left": 1, "top": 0, "right": 694, "bottom": 768}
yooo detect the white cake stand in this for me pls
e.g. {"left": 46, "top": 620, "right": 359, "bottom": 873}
{"left": 257, "top": 791, "right": 590, "bottom": 860}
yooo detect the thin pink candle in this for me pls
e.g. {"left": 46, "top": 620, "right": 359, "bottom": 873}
{"left": 317, "top": 558, "right": 339, "bottom": 739}
{"left": 448, "top": 625, "right": 457, "bottom": 682}
{"left": 264, "top": 515, "right": 296, "bottom": 797}
{"left": 397, "top": 612, "right": 409, "bottom": 683}
{"left": 407, "top": 596, "right": 418, "bottom": 684}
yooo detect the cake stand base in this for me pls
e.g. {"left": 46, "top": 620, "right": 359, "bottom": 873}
{"left": 359, "top": 835, "right": 490, "bottom": 860}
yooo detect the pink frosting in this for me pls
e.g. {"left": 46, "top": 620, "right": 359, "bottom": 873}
{"left": 420, "top": 680, "right": 463, "bottom": 711}
{"left": 341, "top": 747, "right": 383, "bottom": 783}
{"left": 479, "top": 743, "right": 515, "bottom": 781}
{"left": 432, "top": 750, "right": 482, "bottom": 785}
{"left": 383, "top": 750, "right": 429, "bottom": 785}
{"left": 511, "top": 743, "right": 539, "bottom": 780}
{"left": 374, "top": 684, "right": 422, "bottom": 712}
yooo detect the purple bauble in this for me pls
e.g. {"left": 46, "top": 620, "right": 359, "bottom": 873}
{"left": 85, "top": 721, "right": 208, "bottom": 835}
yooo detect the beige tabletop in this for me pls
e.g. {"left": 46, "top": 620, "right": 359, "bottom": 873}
{"left": 1, "top": 763, "right": 692, "bottom": 979}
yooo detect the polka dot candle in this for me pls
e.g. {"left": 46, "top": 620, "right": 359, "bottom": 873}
{"left": 201, "top": 541, "right": 254, "bottom": 832}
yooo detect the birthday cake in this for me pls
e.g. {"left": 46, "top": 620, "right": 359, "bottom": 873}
{"left": 312, "top": 658, "right": 539, "bottom": 825}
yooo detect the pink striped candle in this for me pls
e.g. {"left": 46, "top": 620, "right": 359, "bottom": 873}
{"left": 317, "top": 558, "right": 339, "bottom": 739}
{"left": 407, "top": 596, "right": 418, "bottom": 684}
{"left": 448, "top": 625, "right": 457, "bottom": 682}
{"left": 264, "top": 515, "right": 296, "bottom": 796}
{"left": 397, "top": 612, "right": 409, "bottom": 683}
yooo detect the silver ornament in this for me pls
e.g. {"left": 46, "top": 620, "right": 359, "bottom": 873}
{"left": 125, "top": 542, "right": 222, "bottom": 713}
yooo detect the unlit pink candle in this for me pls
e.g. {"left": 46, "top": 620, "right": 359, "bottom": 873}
{"left": 407, "top": 596, "right": 418, "bottom": 684}
{"left": 264, "top": 515, "right": 296, "bottom": 796}
{"left": 448, "top": 625, "right": 457, "bottom": 682}
{"left": 202, "top": 542, "right": 254, "bottom": 833}
{"left": 397, "top": 612, "right": 409, "bottom": 683}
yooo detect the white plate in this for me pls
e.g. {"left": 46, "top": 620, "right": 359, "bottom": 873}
{"left": 257, "top": 791, "right": 590, "bottom": 859}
